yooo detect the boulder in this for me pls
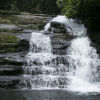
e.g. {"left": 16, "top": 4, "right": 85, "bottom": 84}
{"left": 18, "top": 39, "right": 30, "bottom": 51}
{"left": 51, "top": 21, "right": 67, "bottom": 33}
{"left": 53, "top": 27, "right": 66, "bottom": 33}
{"left": 51, "top": 32, "right": 73, "bottom": 55}
{"left": 0, "top": 76, "right": 22, "bottom": 89}
{"left": 51, "top": 21, "right": 65, "bottom": 28}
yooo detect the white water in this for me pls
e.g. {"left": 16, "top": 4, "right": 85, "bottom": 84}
{"left": 24, "top": 15, "right": 100, "bottom": 93}
{"left": 44, "top": 15, "right": 87, "bottom": 36}
{"left": 67, "top": 37, "right": 100, "bottom": 93}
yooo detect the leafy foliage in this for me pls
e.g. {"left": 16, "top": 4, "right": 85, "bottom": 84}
{"left": 57, "top": 0, "right": 100, "bottom": 19}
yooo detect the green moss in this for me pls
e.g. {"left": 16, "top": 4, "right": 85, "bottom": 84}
{"left": 0, "top": 43, "right": 19, "bottom": 53}
{"left": 19, "top": 18, "right": 45, "bottom": 30}
{"left": 0, "top": 28, "right": 10, "bottom": 32}
{"left": 0, "top": 15, "right": 21, "bottom": 25}
{"left": 0, "top": 33, "right": 19, "bottom": 44}
{"left": 0, "top": 17, "right": 12, "bottom": 24}
{"left": 0, "top": 34, "right": 19, "bottom": 53}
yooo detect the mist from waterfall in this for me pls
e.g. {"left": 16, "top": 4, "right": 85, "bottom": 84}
{"left": 24, "top": 15, "right": 100, "bottom": 93}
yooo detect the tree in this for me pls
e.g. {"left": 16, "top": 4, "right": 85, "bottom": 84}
{"left": 57, "top": 0, "right": 100, "bottom": 19}
{"left": 0, "top": 0, "right": 12, "bottom": 10}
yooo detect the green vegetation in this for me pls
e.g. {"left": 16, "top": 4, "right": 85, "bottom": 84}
{"left": 0, "top": 33, "right": 19, "bottom": 43}
{"left": 57, "top": 0, "right": 100, "bottom": 31}
{"left": 0, "top": 15, "right": 21, "bottom": 25}
{"left": 0, "top": 33, "right": 19, "bottom": 53}
{"left": 0, "top": 0, "right": 60, "bottom": 15}
{"left": 0, "top": 17, "right": 12, "bottom": 24}
{"left": 57, "top": 0, "right": 100, "bottom": 19}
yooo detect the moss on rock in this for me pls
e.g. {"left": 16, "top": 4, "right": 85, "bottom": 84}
{"left": 0, "top": 33, "right": 19, "bottom": 44}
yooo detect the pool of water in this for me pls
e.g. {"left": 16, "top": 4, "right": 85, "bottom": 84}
{"left": 0, "top": 90, "right": 100, "bottom": 100}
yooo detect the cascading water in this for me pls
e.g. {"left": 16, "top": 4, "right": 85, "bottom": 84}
{"left": 67, "top": 37, "right": 100, "bottom": 93}
{"left": 23, "top": 15, "right": 100, "bottom": 93}
{"left": 23, "top": 31, "right": 68, "bottom": 89}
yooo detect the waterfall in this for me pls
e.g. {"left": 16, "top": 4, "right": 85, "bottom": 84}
{"left": 23, "top": 15, "right": 100, "bottom": 93}
{"left": 67, "top": 37, "right": 100, "bottom": 93}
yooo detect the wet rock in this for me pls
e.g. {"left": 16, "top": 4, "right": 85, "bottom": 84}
{"left": 51, "top": 33, "right": 73, "bottom": 55}
{"left": 0, "top": 76, "right": 22, "bottom": 89}
{"left": 0, "top": 24, "right": 18, "bottom": 30}
{"left": 0, "top": 43, "right": 18, "bottom": 53}
{"left": 32, "top": 68, "right": 42, "bottom": 75}
{"left": 0, "top": 34, "right": 30, "bottom": 53}
{"left": 0, "top": 58, "right": 24, "bottom": 66}
{"left": 0, "top": 33, "right": 29, "bottom": 53}
{"left": 0, "top": 52, "right": 25, "bottom": 76}
{"left": 25, "top": 60, "right": 42, "bottom": 66}
{"left": 58, "top": 77, "right": 69, "bottom": 88}
{"left": 15, "top": 27, "right": 23, "bottom": 32}
{"left": 44, "top": 21, "right": 74, "bottom": 55}
{"left": 51, "top": 33, "right": 73, "bottom": 41}
{"left": 45, "top": 56, "right": 69, "bottom": 66}
{"left": 51, "top": 21, "right": 65, "bottom": 28}
{"left": 30, "top": 44, "right": 42, "bottom": 53}
{"left": 51, "top": 21, "right": 67, "bottom": 33}
{"left": 0, "top": 66, "right": 24, "bottom": 76}
{"left": 18, "top": 39, "right": 30, "bottom": 51}
{"left": 52, "top": 27, "right": 66, "bottom": 33}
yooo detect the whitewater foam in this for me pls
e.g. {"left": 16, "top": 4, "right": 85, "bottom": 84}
{"left": 24, "top": 15, "right": 100, "bottom": 93}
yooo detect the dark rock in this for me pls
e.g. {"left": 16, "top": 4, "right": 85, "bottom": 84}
{"left": 51, "top": 21, "right": 65, "bottom": 28}
{"left": 0, "top": 67, "right": 24, "bottom": 76}
{"left": 51, "top": 32, "right": 73, "bottom": 55}
{"left": 48, "top": 27, "right": 52, "bottom": 33}
{"left": 0, "top": 76, "right": 21, "bottom": 89}
{"left": 26, "top": 60, "right": 42, "bottom": 66}
{"left": 32, "top": 68, "right": 42, "bottom": 75}
{"left": 53, "top": 27, "right": 66, "bottom": 33}
{"left": 18, "top": 39, "right": 30, "bottom": 51}
{"left": 45, "top": 56, "right": 69, "bottom": 66}
{"left": 0, "top": 58, "right": 23, "bottom": 66}
{"left": 0, "top": 43, "right": 18, "bottom": 53}
{"left": 51, "top": 21, "right": 67, "bottom": 33}
{"left": 0, "top": 40, "right": 29, "bottom": 53}
{"left": 30, "top": 44, "right": 42, "bottom": 53}
{"left": 16, "top": 27, "right": 23, "bottom": 31}
{"left": 58, "top": 77, "right": 69, "bottom": 88}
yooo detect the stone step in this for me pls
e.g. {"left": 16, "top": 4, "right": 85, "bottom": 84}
{"left": 0, "top": 76, "right": 23, "bottom": 89}
{"left": 0, "top": 66, "right": 24, "bottom": 76}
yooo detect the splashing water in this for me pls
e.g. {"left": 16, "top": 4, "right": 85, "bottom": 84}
{"left": 67, "top": 37, "right": 100, "bottom": 93}
{"left": 24, "top": 15, "right": 100, "bottom": 93}
{"left": 44, "top": 15, "right": 87, "bottom": 36}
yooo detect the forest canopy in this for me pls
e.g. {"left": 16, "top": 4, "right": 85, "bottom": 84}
{"left": 0, "top": 0, "right": 60, "bottom": 14}
{"left": 57, "top": 0, "right": 100, "bottom": 32}
{"left": 57, "top": 0, "right": 100, "bottom": 19}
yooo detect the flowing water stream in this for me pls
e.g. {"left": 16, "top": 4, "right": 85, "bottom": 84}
{"left": 23, "top": 15, "right": 100, "bottom": 94}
